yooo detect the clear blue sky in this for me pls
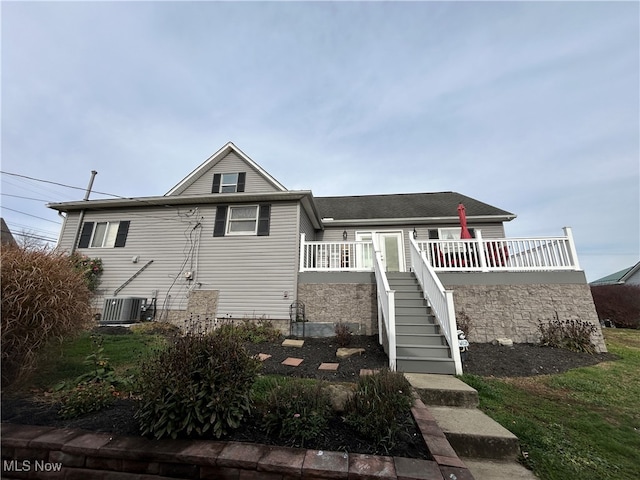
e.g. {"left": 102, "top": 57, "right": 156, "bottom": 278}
{"left": 2, "top": 1, "right": 638, "bottom": 282}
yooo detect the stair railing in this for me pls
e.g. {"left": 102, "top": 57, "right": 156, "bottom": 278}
{"left": 373, "top": 237, "right": 396, "bottom": 370}
{"left": 409, "top": 237, "right": 463, "bottom": 375}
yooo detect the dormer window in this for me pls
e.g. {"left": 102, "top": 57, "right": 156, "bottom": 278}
{"left": 212, "top": 172, "right": 246, "bottom": 193}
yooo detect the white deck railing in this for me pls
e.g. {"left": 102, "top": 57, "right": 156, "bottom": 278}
{"left": 301, "top": 229, "right": 580, "bottom": 273}
{"left": 409, "top": 237, "right": 463, "bottom": 375}
{"left": 417, "top": 227, "right": 581, "bottom": 272}
{"left": 299, "top": 234, "right": 374, "bottom": 272}
{"left": 373, "top": 241, "right": 396, "bottom": 370}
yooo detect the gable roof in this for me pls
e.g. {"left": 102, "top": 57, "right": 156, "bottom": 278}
{"left": 315, "top": 192, "right": 515, "bottom": 226}
{"left": 165, "top": 142, "right": 287, "bottom": 196}
{"left": 591, "top": 261, "right": 640, "bottom": 285}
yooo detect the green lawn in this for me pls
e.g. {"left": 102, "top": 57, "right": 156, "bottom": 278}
{"left": 461, "top": 329, "right": 640, "bottom": 480}
{"left": 28, "top": 330, "right": 167, "bottom": 391}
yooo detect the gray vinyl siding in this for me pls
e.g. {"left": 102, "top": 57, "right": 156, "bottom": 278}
{"left": 299, "top": 207, "right": 316, "bottom": 240}
{"left": 178, "top": 152, "right": 283, "bottom": 195}
{"left": 58, "top": 203, "right": 299, "bottom": 321}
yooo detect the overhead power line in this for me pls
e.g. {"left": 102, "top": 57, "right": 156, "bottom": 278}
{"left": 12, "top": 231, "right": 58, "bottom": 243}
{"left": 0, "top": 170, "right": 122, "bottom": 199}
{"left": 1, "top": 206, "right": 62, "bottom": 224}
{"left": 1, "top": 193, "right": 50, "bottom": 202}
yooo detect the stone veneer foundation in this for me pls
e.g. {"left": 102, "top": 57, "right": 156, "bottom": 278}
{"left": 1, "top": 398, "right": 474, "bottom": 480}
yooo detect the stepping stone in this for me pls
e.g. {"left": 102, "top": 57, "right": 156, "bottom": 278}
{"left": 256, "top": 353, "right": 271, "bottom": 362}
{"left": 282, "top": 339, "right": 305, "bottom": 348}
{"left": 318, "top": 363, "right": 339, "bottom": 371}
{"left": 281, "top": 357, "right": 304, "bottom": 367}
{"left": 359, "top": 369, "right": 380, "bottom": 377}
{"left": 336, "top": 347, "right": 365, "bottom": 359}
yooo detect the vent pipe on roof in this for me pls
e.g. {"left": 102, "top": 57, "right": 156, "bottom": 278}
{"left": 70, "top": 170, "right": 98, "bottom": 254}
{"left": 84, "top": 171, "right": 98, "bottom": 201}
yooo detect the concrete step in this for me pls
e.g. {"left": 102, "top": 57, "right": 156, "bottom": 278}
{"left": 405, "top": 373, "right": 479, "bottom": 408}
{"left": 427, "top": 406, "right": 521, "bottom": 460}
{"left": 461, "top": 458, "right": 539, "bottom": 480}
{"left": 396, "top": 356, "right": 457, "bottom": 375}
{"left": 397, "top": 344, "right": 451, "bottom": 358}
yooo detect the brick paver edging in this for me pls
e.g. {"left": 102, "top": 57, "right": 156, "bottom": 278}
{"left": 1, "top": 397, "right": 474, "bottom": 480}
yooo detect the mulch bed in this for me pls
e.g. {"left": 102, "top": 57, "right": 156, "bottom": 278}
{"left": 1, "top": 331, "right": 618, "bottom": 459}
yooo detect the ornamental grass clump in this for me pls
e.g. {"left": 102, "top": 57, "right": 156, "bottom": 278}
{"left": 345, "top": 369, "right": 414, "bottom": 452}
{"left": 1, "top": 245, "right": 92, "bottom": 387}
{"left": 260, "top": 377, "right": 332, "bottom": 447}
{"left": 135, "top": 331, "right": 261, "bottom": 439}
{"left": 539, "top": 313, "right": 598, "bottom": 354}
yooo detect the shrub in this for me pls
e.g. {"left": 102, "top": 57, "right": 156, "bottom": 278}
{"left": 456, "top": 309, "right": 473, "bottom": 338}
{"left": 1, "top": 245, "right": 92, "bottom": 387}
{"left": 344, "top": 369, "right": 414, "bottom": 452}
{"left": 58, "top": 381, "right": 117, "bottom": 419}
{"left": 538, "top": 313, "right": 598, "bottom": 354}
{"left": 590, "top": 285, "right": 640, "bottom": 329}
{"left": 260, "top": 377, "right": 332, "bottom": 446}
{"left": 135, "top": 332, "right": 261, "bottom": 439}
{"left": 129, "top": 321, "right": 181, "bottom": 337}
{"left": 334, "top": 322, "right": 353, "bottom": 347}
{"left": 69, "top": 253, "right": 103, "bottom": 292}
{"left": 215, "top": 318, "right": 283, "bottom": 343}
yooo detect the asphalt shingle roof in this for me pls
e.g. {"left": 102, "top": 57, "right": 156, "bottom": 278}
{"left": 314, "top": 192, "right": 514, "bottom": 220}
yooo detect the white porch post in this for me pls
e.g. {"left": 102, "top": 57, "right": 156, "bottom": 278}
{"left": 563, "top": 227, "right": 581, "bottom": 271}
{"left": 299, "top": 233, "right": 306, "bottom": 272}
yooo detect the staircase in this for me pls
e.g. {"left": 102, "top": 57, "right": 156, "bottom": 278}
{"left": 387, "top": 272, "right": 457, "bottom": 374}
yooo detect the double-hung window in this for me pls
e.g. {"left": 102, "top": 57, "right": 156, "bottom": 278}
{"left": 213, "top": 205, "right": 271, "bottom": 237}
{"left": 212, "top": 172, "right": 246, "bottom": 193}
{"left": 91, "top": 222, "right": 119, "bottom": 248}
{"left": 78, "top": 221, "right": 130, "bottom": 248}
{"left": 227, "top": 206, "right": 259, "bottom": 235}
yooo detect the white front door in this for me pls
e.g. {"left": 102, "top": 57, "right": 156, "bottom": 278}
{"left": 356, "top": 231, "right": 405, "bottom": 272}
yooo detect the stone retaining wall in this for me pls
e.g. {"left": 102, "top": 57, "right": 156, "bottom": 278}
{"left": 297, "top": 275, "right": 377, "bottom": 336}
{"left": 447, "top": 282, "right": 607, "bottom": 352}
{"left": 1, "top": 397, "right": 474, "bottom": 480}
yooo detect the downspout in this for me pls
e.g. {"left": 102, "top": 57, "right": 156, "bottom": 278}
{"left": 70, "top": 170, "right": 98, "bottom": 254}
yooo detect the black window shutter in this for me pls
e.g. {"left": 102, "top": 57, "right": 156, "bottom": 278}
{"left": 78, "top": 222, "right": 94, "bottom": 248}
{"left": 428, "top": 229, "right": 439, "bottom": 240}
{"left": 212, "top": 174, "right": 221, "bottom": 193}
{"left": 468, "top": 228, "right": 476, "bottom": 238}
{"left": 114, "top": 221, "right": 130, "bottom": 248}
{"left": 213, "top": 206, "right": 228, "bottom": 237}
{"left": 237, "top": 172, "right": 246, "bottom": 192}
{"left": 257, "top": 204, "right": 271, "bottom": 236}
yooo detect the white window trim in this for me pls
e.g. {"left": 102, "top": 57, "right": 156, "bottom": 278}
{"left": 90, "top": 221, "right": 119, "bottom": 248}
{"left": 226, "top": 205, "right": 259, "bottom": 236}
{"left": 220, "top": 173, "right": 239, "bottom": 193}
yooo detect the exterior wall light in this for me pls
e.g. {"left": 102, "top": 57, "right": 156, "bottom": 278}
{"left": 413, "top": 228, "right": 418, "bottom": 239}
{"left": 343, "top": 230, "right": 348, "bottom": 240}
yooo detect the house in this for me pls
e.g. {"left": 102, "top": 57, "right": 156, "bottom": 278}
{"left": 48, "top": 142, "right": 606, "bottom": 374}
{"left": 1, "top": 218, "right": 17, "bottom": 247}
{"left": 590, "top": 261, "right": 640, "bottom": 287}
